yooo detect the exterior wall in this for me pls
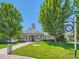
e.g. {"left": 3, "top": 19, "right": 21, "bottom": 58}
{"left": 35, "top": 35, "right": 43, "bottom": 41}
{"left": 43, "top": 35, "right": 56, "bottom": 41}
{"left": 23, "top": 34, "right": 43, "bottom": 41}
{"left": 23, "top": 33, "right": 56, "bottom": 41}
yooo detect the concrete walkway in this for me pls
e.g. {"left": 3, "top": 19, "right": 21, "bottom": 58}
{"left": 0, "top": 42, "right": 32, "bottom": 55}
{"left": 0, "top": 42, "right": 36, "bottom": 59}
{"left": 0, "top": 54, "right": 36, "bottom": 59}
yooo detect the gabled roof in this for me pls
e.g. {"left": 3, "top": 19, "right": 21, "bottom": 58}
{"left": 23, "top": 23, "right": 43, "bottom": 34}
{"left": 23, "top": 28, "right": 43, "bottom": 34}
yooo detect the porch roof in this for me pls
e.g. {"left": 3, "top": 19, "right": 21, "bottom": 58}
{"left": 23, "top": 28, "right": 43, "bottom": 34}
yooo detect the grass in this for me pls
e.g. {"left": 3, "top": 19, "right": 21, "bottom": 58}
{"left": 0, "top": 43, "right": 18, "bottom": 49}
{"left": 12, "top": 41, "right": 79, "bottom": 59}
{"left": 0, "top": 44, "right": 7, "bottom": 49}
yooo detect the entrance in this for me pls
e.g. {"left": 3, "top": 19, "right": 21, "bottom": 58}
{"left": 31, "top": 35, "right": 35, "bottom": 41}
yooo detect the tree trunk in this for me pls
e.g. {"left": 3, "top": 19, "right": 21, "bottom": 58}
{"left": 7, "top": 37, "right": 12, "bottom": 54}
{"left": 54, "top": 35, "right": 58, "bottom": 42}
{"left": 54, "top": 35, "right": 60, "bottom": 42}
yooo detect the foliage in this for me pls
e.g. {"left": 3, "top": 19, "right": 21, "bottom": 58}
{"left": 0, "top": 36, "right": 8, "bottom": 43}
{"left": 0, "top": 3, "right": 23, "bottom": 43}
{"left": 39, "top": 0, "right": 71, "bottom": 41}
{"left": 74, "top": 0, "right": 79, "bottom": 41}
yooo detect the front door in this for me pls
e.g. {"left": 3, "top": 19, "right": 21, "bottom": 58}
{"left": 31, "top": 35, "right": 35, "bottom": 41}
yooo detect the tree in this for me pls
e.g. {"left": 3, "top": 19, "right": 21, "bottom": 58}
{"left": 39, "top": 0, "right": 71, "bottom": 41}
{"left": 74, "top": 0, "right": 79, "bottom": 41}
{"left": 0, "top": 3, "right": 23, "bottom": 54}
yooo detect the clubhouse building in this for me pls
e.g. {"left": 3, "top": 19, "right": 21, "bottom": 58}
{"left": 23, "top": 23, "right": 56, "bottom": 41}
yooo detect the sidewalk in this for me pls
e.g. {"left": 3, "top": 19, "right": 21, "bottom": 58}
{"left": 0, "top": 54, "right": 36, "bottom": 59}
{"left": 0, "top": 42, "right": 32, "bottom": 55}
{"left": 0, "top": 42, "right": 36, "bottom": 59}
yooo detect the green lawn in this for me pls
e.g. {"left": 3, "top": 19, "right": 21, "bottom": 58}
{"left": 0, "top": 43, "right": 18, "bottom": 49}
{"left": 0, "top": 44, "right": 7, "bottom": 49}
{"left": 12, "top": 42, "right": 79, "bottom": 59}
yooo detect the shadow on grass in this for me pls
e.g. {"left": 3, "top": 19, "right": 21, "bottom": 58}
{"left": 46, "top": 41, "right": 79, "bottom": 49}
{"left": 46, "top": 41, "right": 79, "bottom": 58}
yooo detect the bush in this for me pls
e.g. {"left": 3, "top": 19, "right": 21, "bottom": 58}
{"left": 0, "top": 36, "right": 10, "bottom": 44}
{"left": 43, "top": 39, "right": 55, "bottom": 42}
{"left": 56, "top": 34, "right": 66, "bottom": 42}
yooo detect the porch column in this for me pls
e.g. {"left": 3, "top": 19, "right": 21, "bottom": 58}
{"left": 35, "top": 35, "right": 37, "bottom": 41}
{"left": 27, "top": 35, "right": 29, "bottom": 41}
{"left": 29, "top": 35, "right": 31, "bottom": 41}
{"left": 41, "top": 35, "right": 43, "bottom": 40}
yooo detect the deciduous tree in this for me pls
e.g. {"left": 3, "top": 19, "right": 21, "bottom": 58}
{"left": 39, "top": 0, "right": 71, "bottom": 41}
{"left": 0, "top": 2, "right": 23, "bottom": 54}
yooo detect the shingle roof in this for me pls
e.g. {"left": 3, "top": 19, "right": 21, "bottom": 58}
{"left": 23, "top": 23, "right": 43, "bottom": 34}
{"left": 23, "top": 28, "right": 43, "bottom": 34}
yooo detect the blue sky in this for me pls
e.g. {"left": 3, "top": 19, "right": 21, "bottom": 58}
{"left": 0, "top": 0, "right": 43, "bottom": 31}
